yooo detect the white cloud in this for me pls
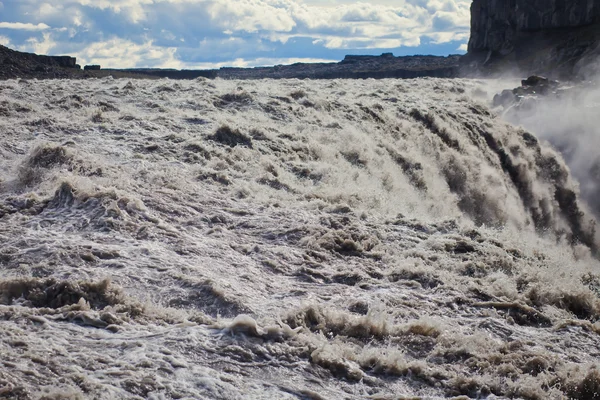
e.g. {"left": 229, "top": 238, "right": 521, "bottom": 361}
{"left": 0, "top": 22, "right": 50, "bottom": 30}
{"left": 426, "top": 31, "right": 469, "bottom": 44}
{"left": 431, "top": 9, "right": 469, "bottom": 31}
{"left": 290, "top": 2, "right": 428, "bottom": 33}
{"left": 77, "top": 38, "right": 182, "bottom": 68}
{"left": 207, "top": 0, "right": 296, "bottom": 33}
{"left": 282, "top": 1, "right": 465, "bottom": 49}
{"left": 161, "top": 29, "right": 177, "bottom": 41}
{"left": 0, "top": 35, "right": 11, "bottom": 46}
{"left": 189, "top": 56, "right": 339, "bottom": 69}
{"left": 457, "top": 43, "right": 467, "bottom": 52}
{"left": 21, "top": 32, "right": 56, "bottom": 54}
{"left": 0, "top": 0, "right": 472, "bottom": 67}
{"left": 321, "top": 35, "right": 420, "bottom": 49}
{"left": 37, "top": 2, "right": 62, "bottom": 17}
{"left": 74, "top": 0, "right": 152, "bottom": 23}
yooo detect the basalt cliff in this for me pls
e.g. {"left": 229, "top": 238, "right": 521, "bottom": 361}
{"left": 462, "top": 0, "right": 600, "bottom": 79}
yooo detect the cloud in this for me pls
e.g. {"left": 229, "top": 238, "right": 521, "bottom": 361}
{"left": 74, "top": 0, "right": 152, "bottom": 23}
{"left": 0, "top": 22, "right": 50, "bottom": 30}
{"left": 318, "top": 35, "right": 421, "bottom": 49}
{"left": 431, "top": 9, "right": 469, "bottom": 31}
{"left": 76, "top": 38, "right": 182, "bottom": 68}
{"left": 0, "top": 35, "right": 11, "bottom": 46}
{"left": 426, "top": 30, "right": 469, "bottom": 45}
{"left": 21, "top": 32, "right": 56, "bottom": 54}
{"left": 207, "top": 0, "right": 297, "bottom": 33}
{"left": 0, "top": 0, "right": 472, "bottom": 67}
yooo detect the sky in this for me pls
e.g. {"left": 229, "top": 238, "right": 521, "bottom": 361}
{"left": 0, "top": 0, "right": 471, "bottom": 69}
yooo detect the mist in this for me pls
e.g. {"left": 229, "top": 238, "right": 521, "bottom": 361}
{"left": 499, "top": 77, "right": 600, "bottom": 218}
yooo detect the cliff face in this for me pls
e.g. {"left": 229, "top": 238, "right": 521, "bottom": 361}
{"left": 0, "top": 45, "right": 79, "bottom": 79}
{"left": 465, "top": 0, "right": 600, "bottom": 78}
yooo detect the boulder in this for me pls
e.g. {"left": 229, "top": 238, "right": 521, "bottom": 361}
{"left": 522, "top": 76, "right": 549, "bottom": 87}
{"left": 493, "top": 89, "right": 518, "bottom": 108}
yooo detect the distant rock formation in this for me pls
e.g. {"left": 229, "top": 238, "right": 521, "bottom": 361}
{"left": 462, "top": 0, "right": 600, "bottom": 79}
{"left": 0, "top": 45, "right": 79, "bottom": 79}
{"left": 0, "top": 44, "right": 460, "bottom": 81}
{"left": 111, "top": 54, "right": 461, "bottom": 80}
{"left": 43, "top": 55, "right": 78, "bottom": 69}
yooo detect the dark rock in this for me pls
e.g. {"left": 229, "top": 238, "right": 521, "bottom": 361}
{"left": 462, "top": 0, "right": 600, "bottom": 79}
{"left": 0, "top": 45, "right": 79, "bottom": 80}
{"left": 493, "top": 75, "right": 570, "bottom": 109}
{"left": 209, "top": 125, "right": 253, "bottom": 148}
{"left": 51, "top": 56, "right": 78, "bottom": 68}
{"left": 108, "top": 53, "right": 461, "bottom": 80}
{"left": 0, "top": 45, "right": 175, "bottom": 80}
{"left": 519, "top": 75, "right": 559, "bottom": 95}
{"left": 522, "top": 75, "right": 549, "bottom": 87}
{"left": 493, "top": 89, "right": 518, "bottom": 108}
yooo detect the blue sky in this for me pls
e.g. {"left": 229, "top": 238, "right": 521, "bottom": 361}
{"left": 0, "top": 0, "right": 471, "bottom": 69}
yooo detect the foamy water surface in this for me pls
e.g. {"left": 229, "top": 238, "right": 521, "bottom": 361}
{"left": 1, "top": 77, "right": 600, "bottom": 399}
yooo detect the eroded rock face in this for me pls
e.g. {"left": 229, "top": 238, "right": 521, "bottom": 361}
{"left": 0, "top": 45, "right": 79, "bottom": 79}
{"left": 464, "top": 0, "right": 600, "bottom": 79}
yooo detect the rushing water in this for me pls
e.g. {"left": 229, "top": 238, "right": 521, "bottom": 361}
{"left": 1, "top": 77, "right": 600, "bottom": 399}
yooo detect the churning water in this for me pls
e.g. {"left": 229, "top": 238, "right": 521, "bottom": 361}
{"left": 1, "top": 76, "right": 600, "bottom": 399}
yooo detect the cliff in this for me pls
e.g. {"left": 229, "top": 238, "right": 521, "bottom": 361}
{"left": 0, "top": 45, "right": 79, "bottom": 79}
{"left": 463, "top": 0, "right": 600, "bottom": 79}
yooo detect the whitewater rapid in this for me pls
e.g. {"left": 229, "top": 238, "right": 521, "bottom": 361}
{"left": 1, "top": 77, "right": 599, "bottom": 399}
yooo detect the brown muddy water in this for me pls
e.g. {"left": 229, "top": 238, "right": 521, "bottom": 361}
{"left": 0, "top": 77, "right": 599, "bottom": 399}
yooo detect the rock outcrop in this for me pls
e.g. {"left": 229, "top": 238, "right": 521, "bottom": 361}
{"left": 0, "top": 45, "right": 79, "bottom": 79}
{"left": 463, "top": 0, "right": 600, "bottom": 79}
